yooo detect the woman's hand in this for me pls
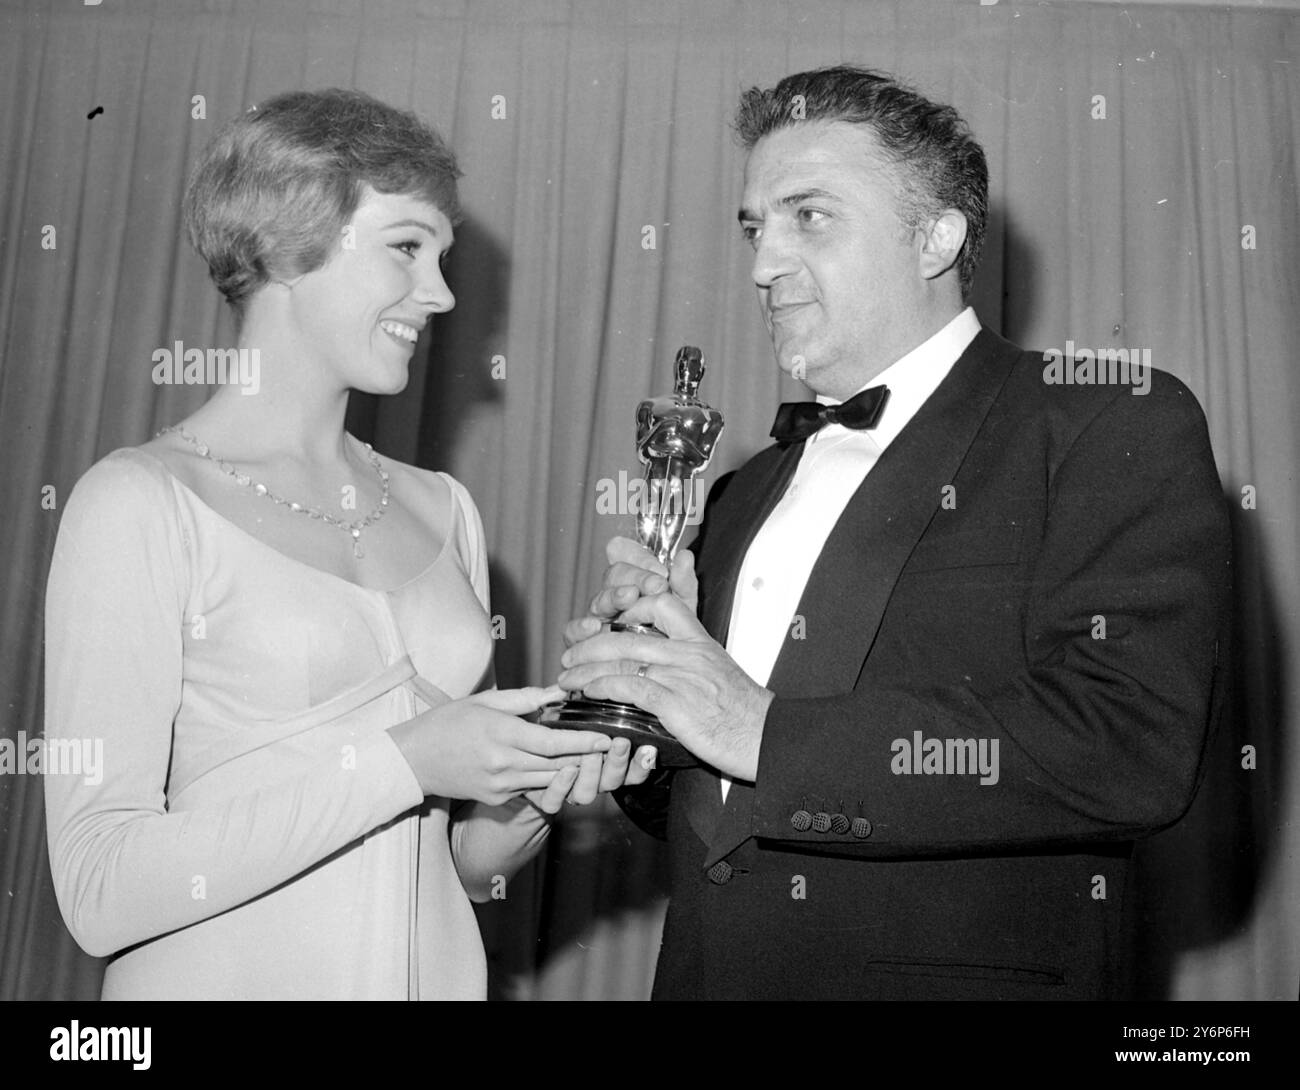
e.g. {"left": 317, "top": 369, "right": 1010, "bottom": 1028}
{"left": 387, "top": 686, "right": 611, "bottom": 806}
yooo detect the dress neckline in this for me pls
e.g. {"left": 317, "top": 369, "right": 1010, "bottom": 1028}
{"left": 129, "top": 447, "right": 455, "bottom": 598}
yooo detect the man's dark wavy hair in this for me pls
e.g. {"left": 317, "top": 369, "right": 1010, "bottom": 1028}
{"left": 734, "top": 66, "right": 988, "bottom": 299}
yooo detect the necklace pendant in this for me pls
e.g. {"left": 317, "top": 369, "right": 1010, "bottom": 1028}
{"left": 352, "top": 529, "right": 364, "bottom": 559}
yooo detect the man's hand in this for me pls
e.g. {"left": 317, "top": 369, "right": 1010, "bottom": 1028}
{"left": 557, "top": 535, "right": 699, "bottom": 782}
{"left": 575, "top": 536, "right": 699, "bottom": 631}
{"left": 558, "top": 592, "right": 774, "bottom": 781}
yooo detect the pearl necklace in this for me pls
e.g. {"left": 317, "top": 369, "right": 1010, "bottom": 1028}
{"left": 159, "top": 425, "right": 389, "bottom": 559}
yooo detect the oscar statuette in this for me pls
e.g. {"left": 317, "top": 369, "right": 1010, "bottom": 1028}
{"left": 539, "top": 346, "right": 725, "bottom": 766}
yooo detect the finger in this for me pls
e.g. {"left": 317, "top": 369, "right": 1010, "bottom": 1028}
{"left": 606, "top": 536, "right": 668, "bottom": 575}
{"left": 513, "top": 766, "right": 586, "bottom": 795}
{"left": 571, "top": 674, "right": 674, "bottom": 728}
{"left": 589, "top": 580, "right": 655, "bottom": 620}
{"left": 568, "top": 750, "right": 605, "bottom": 805}
{"left": 557, "top": 655, "right": 674, "bottom": 693}
{"left": 610, "top": 591, "right": 708, "bottom": 640}
{"left": 587, "top": 585, "right": 628, "bottom": 621}
{"left": 503, "top": 752, "right": 591, "bottom": 775}
{"left": 603, "top": 561, "right": 670, "bottom": 596}
{"left": 559, "top": 629, "right": 681, "bottom": 671}
{"left": 512, "top": 724, "right": 613, "bottom": 757}
{"left": 469, "top": 685, "right": 566, "bottom": 715}
{"left": 623, "top": 745, "right": 658, "bottom": 786}
{"left": 669, "top": 550, "right": 699, "bottom": 608}
{"left": 595, "top": 737, "right": 632, "bottom": 793}
{"left": 587, "top": 583, "right": 639, "bottom": 621}
{"left": 484, "top": 736, "right": 608, "bottom": 772}
{"left": 531, "top": 764, "right": 580, "bottom": 815}
{"left": 558, "top": 659, "right": 673, "bottom": 696}
{"left": 563, "top": 615, "right": 603, "bottom": 648}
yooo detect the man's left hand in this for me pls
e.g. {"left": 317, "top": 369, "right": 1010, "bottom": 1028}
{"left": 558, "top": 592, "right": 774, "bottom": 781}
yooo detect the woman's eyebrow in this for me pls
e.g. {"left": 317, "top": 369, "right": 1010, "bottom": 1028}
{"left": 382, "top": 218, "right": 442, "bottom": 236}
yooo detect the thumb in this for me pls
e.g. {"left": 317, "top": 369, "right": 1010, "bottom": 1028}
{"left": 616, "top": 591, "right": 707, "bottom": 640}
{"left": 468, "top": 685, "right": 565, "bottom": 715}
{"left": 670, "top": 550, "right": 698, "bottom": 605}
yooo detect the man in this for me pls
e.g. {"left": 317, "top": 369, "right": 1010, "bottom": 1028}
{"left": 559, "top": 66, "right": 1231, "bottom": 1000}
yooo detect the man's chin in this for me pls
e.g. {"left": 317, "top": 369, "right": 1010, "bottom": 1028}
{"left": 774, "top": 348, "right": 815, "bottom": 386}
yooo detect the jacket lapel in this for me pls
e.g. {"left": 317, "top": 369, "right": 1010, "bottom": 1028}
{"left": 704, "top": 329, "right": 1022, "bottom": 867}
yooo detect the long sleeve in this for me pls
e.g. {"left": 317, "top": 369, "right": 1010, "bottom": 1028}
{"left": 751, "top": 375, "right": 1232, "bottom": 856}
{"left": 440, "top": 473, "right": 555, "bottom": 898}
{"left": 43, "top": 453, "right": 424, "bottom": 958}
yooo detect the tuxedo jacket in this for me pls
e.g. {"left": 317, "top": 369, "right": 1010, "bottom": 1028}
{"left": 616, "top": 327, "right": 1232, "bottom": 1001}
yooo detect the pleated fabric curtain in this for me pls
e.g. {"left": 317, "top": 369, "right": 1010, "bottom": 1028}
{"left": 1, "top": 0, "right": 1295, "bottom": 1000}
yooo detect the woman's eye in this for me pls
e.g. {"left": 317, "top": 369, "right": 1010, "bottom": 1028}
{"left": 392, "top": 239, "right": 421, "bottom": 258}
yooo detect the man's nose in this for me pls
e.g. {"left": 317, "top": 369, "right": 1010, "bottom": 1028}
{"left": 750, "top": 224, "right": 797, "bottom": 289}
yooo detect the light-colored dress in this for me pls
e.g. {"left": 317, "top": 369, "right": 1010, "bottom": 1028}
{"left": 44, "top": 447, "right": 504, "bottom": 999}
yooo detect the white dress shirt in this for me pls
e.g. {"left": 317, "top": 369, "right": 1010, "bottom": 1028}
{"left": 721, "top": 307, "right": 981, "bottom": 799}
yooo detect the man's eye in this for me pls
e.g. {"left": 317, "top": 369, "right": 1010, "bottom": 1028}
{"left": 392, "top": 239, "right": 421, "bottom": 257}
{"left": 741, "top": 223, "right": 762, "bottom": 245}
{"left": 797, "top": 207, "right": 828, "bottom": 225}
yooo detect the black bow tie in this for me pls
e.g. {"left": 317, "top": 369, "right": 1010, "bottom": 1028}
{"left": 770, "top": 385, "right": 890, "bottom": 444}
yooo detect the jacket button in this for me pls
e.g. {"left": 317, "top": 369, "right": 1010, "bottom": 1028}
{"left": 829, "top": 813, "right": 850, "bottom": 835}
{"left": 707, "top": 860, "right": 734, "bottom": 884}
{"left": 851, "top": 817, "right": 873, "bottom": 839}
{"left": 791, "top": 809, "right": 812, "bottom": 831}
{"left": 811, "top": 811, "right": 832, "bottom": 833}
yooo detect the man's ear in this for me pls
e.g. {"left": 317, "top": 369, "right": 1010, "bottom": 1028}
{"left": 917, "top": 209, "right": 967, "bottom": 281}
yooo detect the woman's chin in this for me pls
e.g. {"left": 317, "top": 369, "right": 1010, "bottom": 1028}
{"left": 354, "top": 370, "right": 411, "bottom": 396}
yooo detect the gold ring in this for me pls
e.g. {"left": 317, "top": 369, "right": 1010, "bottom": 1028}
{"left": 636, "top": 663, "right": 650, "bottom": 679}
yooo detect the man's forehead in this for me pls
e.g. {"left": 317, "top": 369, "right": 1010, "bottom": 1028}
{"left": 742, "top": 121, "right": 893, "bottom": 194}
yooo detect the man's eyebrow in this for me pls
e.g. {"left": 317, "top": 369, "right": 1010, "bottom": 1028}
{"left": 780, "top": 188, "right": 840, "bottom": 207}
{"left": 737, "top": 188, "right": 841, "bottom": 222}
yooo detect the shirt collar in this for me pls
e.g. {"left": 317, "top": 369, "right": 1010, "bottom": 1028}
{"left": 813, "top": 307, "right": 981, "bottom": 451}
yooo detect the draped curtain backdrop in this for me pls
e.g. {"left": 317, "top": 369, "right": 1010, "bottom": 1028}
{"left": 1, "top": 0, "right": 1296, "bottom": 1000}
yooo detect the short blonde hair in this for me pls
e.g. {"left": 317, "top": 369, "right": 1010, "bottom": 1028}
{"left": 183, "top": 88, "right": 461, "bottom": 316}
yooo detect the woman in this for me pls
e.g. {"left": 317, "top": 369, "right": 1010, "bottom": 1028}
{"left": 43, "top": 89, "right": 639, "bottom": 999}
